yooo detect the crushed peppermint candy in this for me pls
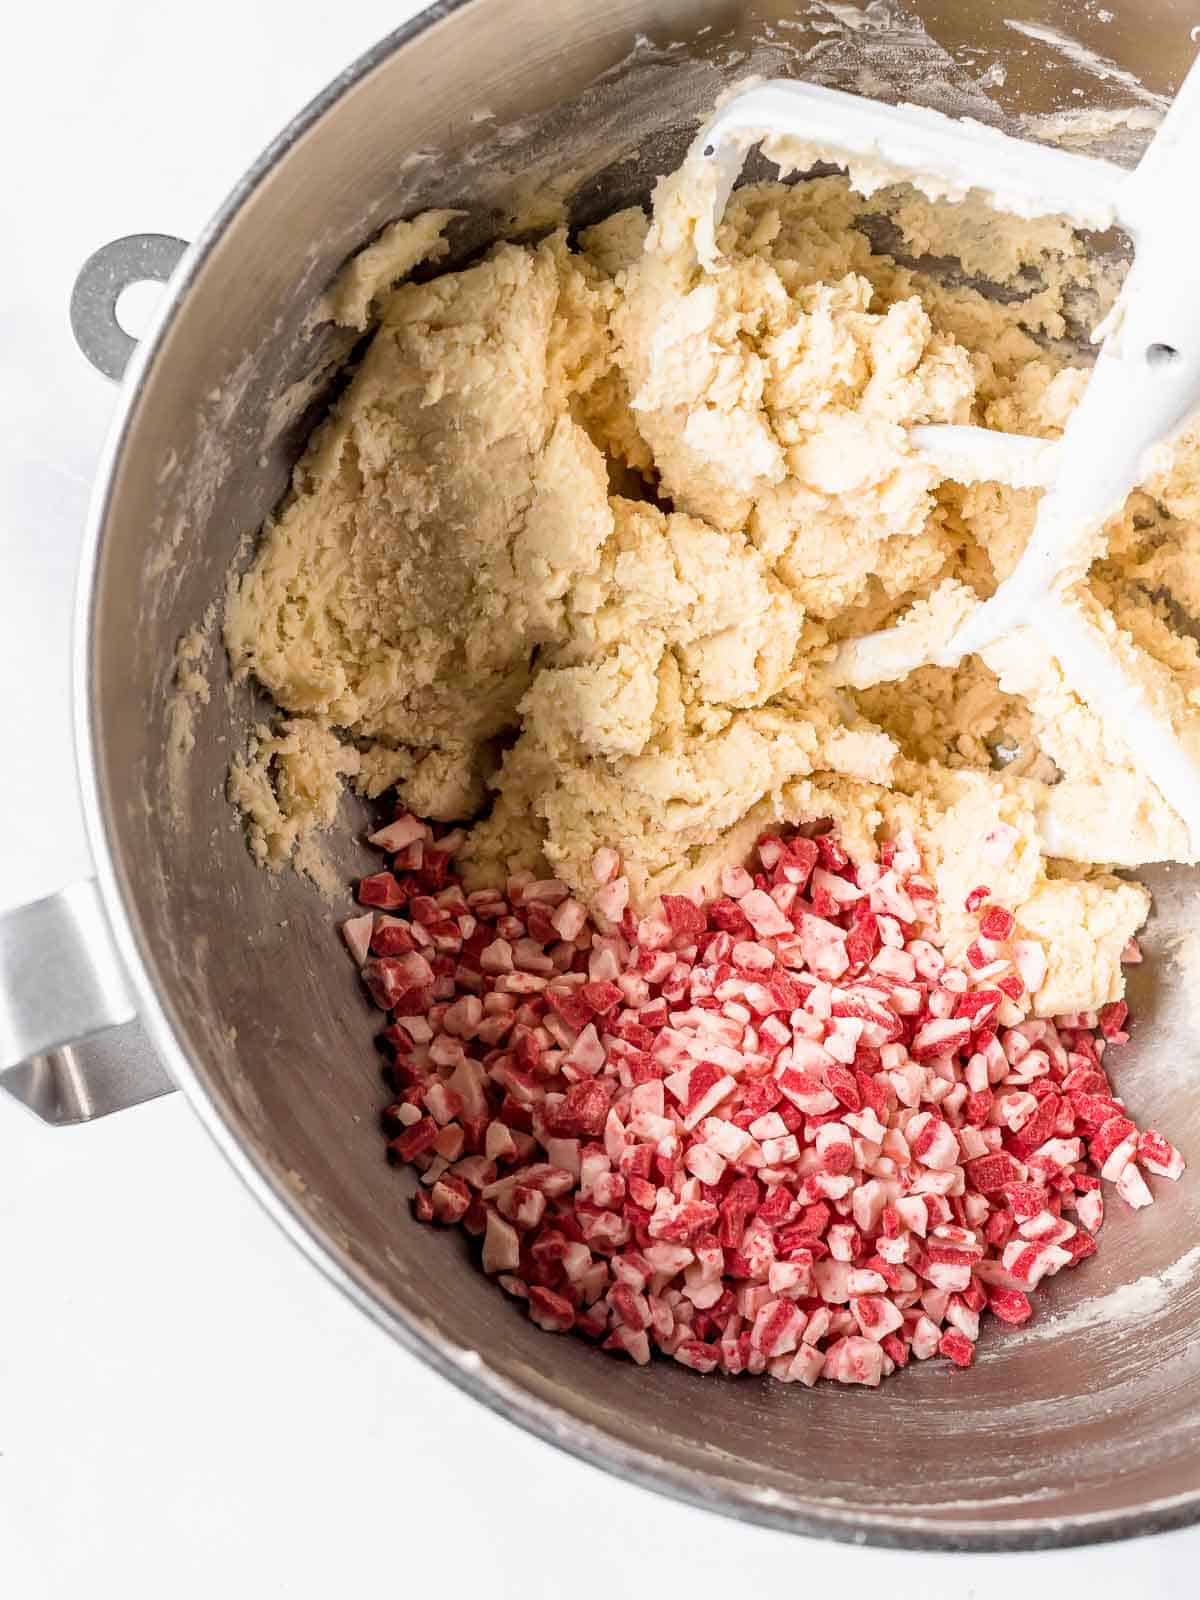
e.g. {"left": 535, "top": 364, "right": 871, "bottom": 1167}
{"left": 342, "top": 814, "right": 1183, "bottom": 1388}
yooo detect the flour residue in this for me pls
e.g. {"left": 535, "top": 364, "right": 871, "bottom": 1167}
{"left": 988, "top": 1245, "right": 1200, "bottom": 1349}
{"left": 788, "top": 1, "right": 1007, "bottom": 120}
{"left": 166, "top": 604, "right": 217, "bottom": 817}
{"left": 1004, "top": 18, "right": 1169, "bottom": 109}
{"left": 810, "top": 1, "right": 883, "bottom": 31}
{"left": 1166, "top": 928, "right": 1200, "bottom": 1027}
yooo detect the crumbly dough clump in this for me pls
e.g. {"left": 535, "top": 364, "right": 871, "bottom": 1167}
{"left": 224, "top": 155, "right": 1200, "bottom": 1016}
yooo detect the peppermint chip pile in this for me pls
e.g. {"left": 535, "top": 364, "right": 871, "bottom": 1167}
{"left": 341, "top": 814, "right": 1183, "bottom": 1387}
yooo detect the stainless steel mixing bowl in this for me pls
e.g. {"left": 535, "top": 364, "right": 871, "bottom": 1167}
{"left": 4, "top": 0, "right": 1199, "bottom": 1549}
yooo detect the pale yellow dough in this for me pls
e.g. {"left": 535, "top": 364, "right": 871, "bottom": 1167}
{"left": 225, "top": 154, "right": 1200, "bottom": 1018}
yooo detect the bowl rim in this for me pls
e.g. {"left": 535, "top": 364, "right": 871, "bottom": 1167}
{"left": 71, "top": 0, "right": 1200, "bottom": 1552}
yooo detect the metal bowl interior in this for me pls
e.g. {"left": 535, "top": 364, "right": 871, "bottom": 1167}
{"left": 77, "top": 0, "right": 1200, "bottom": 1549}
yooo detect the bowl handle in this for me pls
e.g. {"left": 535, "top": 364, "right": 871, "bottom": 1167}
{"left": 3, "top": 236, "right": 197, "bottom": 1122}
{"left": 69, "top": 234, "right": 189, "bottom": 380}
{"left": 0, "top": 880, "right": 174, "bottom": 1124}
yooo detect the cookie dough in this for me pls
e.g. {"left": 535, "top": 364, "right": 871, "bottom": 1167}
{"left": 225, "top": 141, "right": 1200, "bottom": 1017}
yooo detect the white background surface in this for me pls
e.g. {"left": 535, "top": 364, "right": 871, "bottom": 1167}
{"left": 1, "top": 3, "right": 1196, "bottom": 1593}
